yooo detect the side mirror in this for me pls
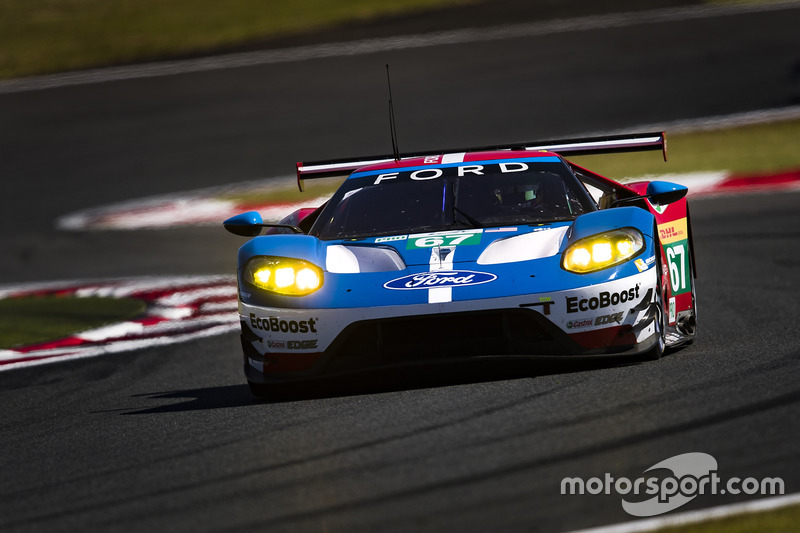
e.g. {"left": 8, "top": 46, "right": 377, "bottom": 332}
{"left": 224, "top": 211, "right": 263, "bottom": 237}
{"left": 646, "top": 181, "right": 688, "bottom": 206}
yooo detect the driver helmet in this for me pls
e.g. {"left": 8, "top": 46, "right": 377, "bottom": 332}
{"left": 495, "top": 181, "right": 543, "bottom": 208}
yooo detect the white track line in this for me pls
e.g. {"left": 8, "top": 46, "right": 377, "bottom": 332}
{"left": 2, "top": 2, "right": 800, "bottom": 94}
{"left": 568, "top": 492, "right": 800, "bottom": 533}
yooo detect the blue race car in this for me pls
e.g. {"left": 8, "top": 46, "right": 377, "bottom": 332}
{"left": 225, "top": 133, "right": 697, "bottom": 396}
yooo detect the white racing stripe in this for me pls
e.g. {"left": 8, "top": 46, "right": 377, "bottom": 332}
{"left": 426, "top": 151, "right": 465, "bottom": 304}
{"left": 428, "top": 246, "right": 456, "bottom": 304}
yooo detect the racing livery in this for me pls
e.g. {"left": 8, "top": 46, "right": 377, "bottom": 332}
{"left": 224, "top": 132, "right": 697, "bottom": 395}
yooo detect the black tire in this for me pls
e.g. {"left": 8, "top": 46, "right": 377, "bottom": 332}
{"left": 680, "top": 211, "right": 698, "bottom": 343}
{"left": 642, "top": 283, "right": 666, "bottom": 361}
{"left": 642, "top": 234, "right": 667, "bottom": 361}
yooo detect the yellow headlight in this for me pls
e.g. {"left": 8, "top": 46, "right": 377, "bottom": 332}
{"left": 295, "top": 268, "right": 321, "bottom": 291}
{"left": 253, "top": 268, "right": 271, "bottom": 285}
{"left": 274, "top": 267, "right": 295, "bottom": 288}
{"left": 245, "top": 257, "right": 323, "bottom": 295}
{"left": 562, "top": 228, "right": 644, "bottom": 274}
{"left": 592, "top": 242, "right": 613, "bottom": 263}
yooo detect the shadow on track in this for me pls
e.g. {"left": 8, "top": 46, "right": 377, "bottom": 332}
{"left": 122, "top": 384, "right": 257, "bottom": 414}
{"left": 123, "top": 356, "right": 645, "bottom": 414}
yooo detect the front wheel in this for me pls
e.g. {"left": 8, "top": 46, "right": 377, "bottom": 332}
{"left": 641, "top": 286, "right": 666, "bottom": 361}
{"left": 642, "top": 240, "right": 667, "bottom": 361}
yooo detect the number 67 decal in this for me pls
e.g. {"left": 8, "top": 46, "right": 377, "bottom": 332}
{"left": 666, "top": 242, "right": 690, "bottom": 295}
{"left": 407, "top": 230, "right": 482, "bottom": 249}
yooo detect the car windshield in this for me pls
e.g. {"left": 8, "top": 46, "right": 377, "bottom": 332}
{"left": 310, "top": 158, "right": 596, "bottom": 240}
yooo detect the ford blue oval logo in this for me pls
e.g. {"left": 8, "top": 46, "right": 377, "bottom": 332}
{"left": 384, "top": 270, "right": 497, "bottom": 290}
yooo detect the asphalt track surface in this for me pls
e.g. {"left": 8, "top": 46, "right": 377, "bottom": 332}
{"left": 1, "top": 1, "right": 800, "bottom": 531}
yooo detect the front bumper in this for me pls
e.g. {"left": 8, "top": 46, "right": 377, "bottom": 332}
{"left": 240, "top": 269, "right": 660, "bottom": 384}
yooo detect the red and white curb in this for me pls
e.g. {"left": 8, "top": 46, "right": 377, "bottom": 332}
{"left": 57, "top": 175, "right": 332, "bottom": 231}
{"left": 0, "top": 276, "right": 239, "bottom": 372}
{"left": 622, "top": 169, "right": 800, "bottom": 197}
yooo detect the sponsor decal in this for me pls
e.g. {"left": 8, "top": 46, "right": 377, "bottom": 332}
{"left": 566, "top": 318, "right": 593, "bottom": 329}
{"left": 595, "top": 312, "right": 624, "bottom": 326}
{"left": 528, "top": 296, "right": 555, "bottom": 315}
{"left": 267, "top": 339, "right": 318, "bottom": 350}
{"left": 485, "top": 227, "right": 517, "bottom": 233}
{"left": 521, "top": 300, "right": 554, "bottom": 315}
{"left": 665, "top": 241, "right": 691, "bottom": 296}
{"left": 249, "top": 314, "right": 318, "bottom": 333}
{"left": 566, "top": 312, "right": 623, "bottom": 329}
{"left": 658, "top": 217, "right": 688, "bottom": 244}
{"left": 364, "top": 158, "right": 561, "bottom": 185}
{"left": 406, "top": 229, "right": 482, "bottom": 249}
{"left": 384, "top": 270, "right": 496, "bottom": 290}
{"left": 648, "top": 199, "right": 668, "bottom": 215}
{"left": 566, "top": 286, "right": 640, "bottom": 313}
{"left": 288, "top": 340, "right": 318, "bottom": 350}
{"left": 375, "top": 235, "right": 407, "bottom": 243}
{"left": 636, "top": 256, "right": 656, "bottom": 272}
{"left": 669, "top": 297, "right": 677, "bottom": 324}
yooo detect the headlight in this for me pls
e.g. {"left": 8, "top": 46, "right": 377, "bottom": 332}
{"left": 562, "top": 228, "right": 644, "bottom": 274}
{"left": 244, "top": 256, "right": 323, "bottom": 295}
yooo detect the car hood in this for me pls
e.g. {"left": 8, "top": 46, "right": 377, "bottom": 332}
{"left": 337, "top": 224, "right": 572, "bottom": 269}
{"left": 237, "top": 207, "right": 655, "bottom": 272}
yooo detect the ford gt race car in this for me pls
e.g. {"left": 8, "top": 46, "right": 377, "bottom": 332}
{"left": 224, "top": 132, "right": 697, "bottom": 396}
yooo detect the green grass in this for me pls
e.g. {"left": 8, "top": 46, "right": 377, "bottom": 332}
{"left": 0, "top": 0, "right": 475, "bottom": 80}
{"left": 1, "top": 0, "right": 784, "bottom": 81}
{"left": 0, "top": 295, "right": 146, "bottom": 349}
{"left": 657, "top": 504, "right": 800, "bottom": 533}
{"left": 1, "top": 0, "right": 785, "bottom": 81}
{"left": 569, "top": 119, "right": 800, "bottom": 180}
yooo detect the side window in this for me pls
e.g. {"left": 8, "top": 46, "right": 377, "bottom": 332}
{"left": 565, "top": 182, "right": 592, "bottom": 214}
{"left": 572, "top": 168, "right": 613, "bottom": 209}
{"left": 581, "top": 182, "right": 604, "bottom": 206}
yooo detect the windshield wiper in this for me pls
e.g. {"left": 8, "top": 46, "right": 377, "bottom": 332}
{"left": 453, "top": 206, "right": 483, "bottom": 228}
{"left": 527, "top": 216, "right": 576, "bottom": 225}
{"left": 451, "top": 179, "right": 483, "bottom": 228}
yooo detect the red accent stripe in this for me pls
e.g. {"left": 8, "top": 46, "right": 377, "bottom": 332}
{"left": 569, "top": 325, "right": 637, "bottom": 349}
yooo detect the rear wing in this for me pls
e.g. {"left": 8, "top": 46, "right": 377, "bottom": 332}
{"left": 295, "top": 131, "right": 666, "bottom": 191}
